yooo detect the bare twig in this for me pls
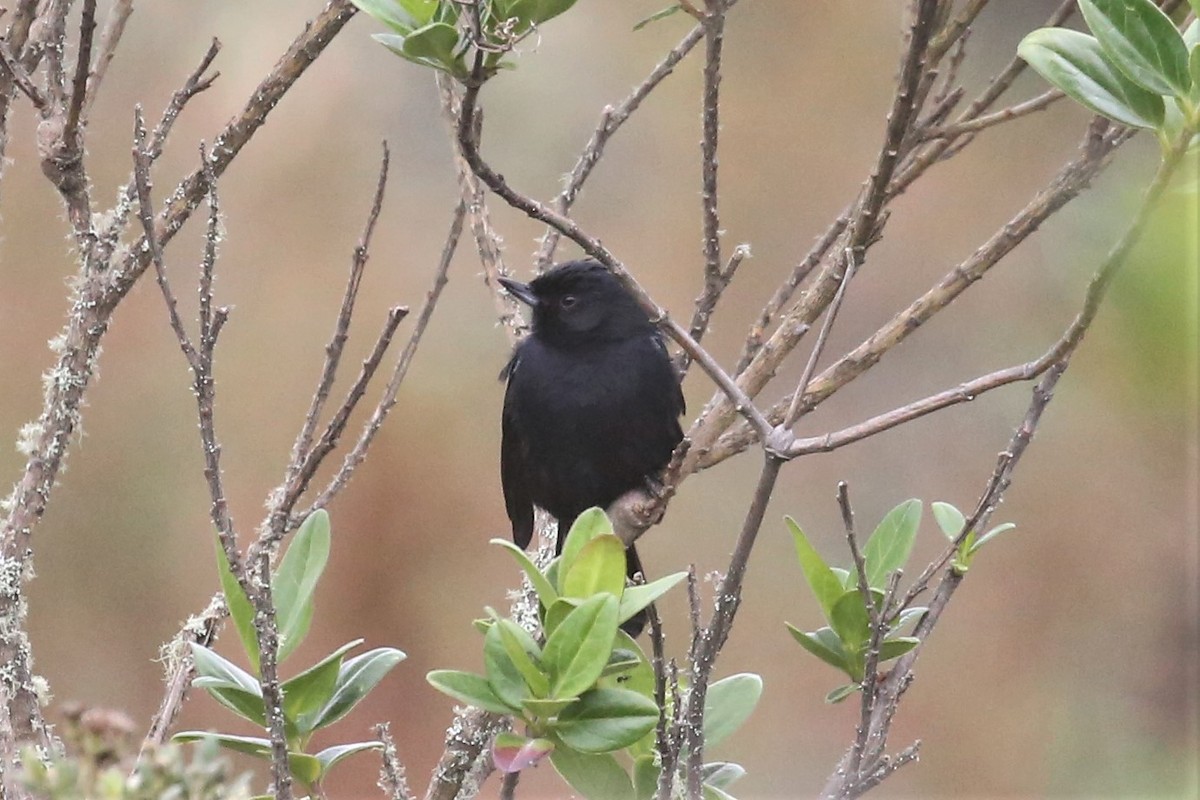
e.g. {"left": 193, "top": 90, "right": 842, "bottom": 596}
{"left": 534, "top": 19, "right": 711, "bottom": 270}
{"left": 376, "top": 723, "right": 416, "bottom": 800}
{"left": 64, "top": 0, "right": 96, "bottom": 143}
{"left": 82, "top": 0, "right": 133, "bottom": 117}
{"left": 680, "top": 0, "right": 728, "bottom": 372}
{"left": 0, "top": 40, "right": 46, "bottom": 109}
{"left": 784, "top": 252, "right": 857, "bottom": 429}
{"left": 820, "top": 126, "right": 1194, "bottom": 800}
{"left": 702, "top": 124, "right": 1131, "bottom": 468}
{"left": 302, "top": 200, "right": 465, "bottom": 518}
{"left": 281, "top": 144, "right": 394, "bottom": 518}
{"left": 253, "top": 551, "right": 293, "bottom": 800}
{"left": 923, "top": 89, "right": 1064, "bottom": 139}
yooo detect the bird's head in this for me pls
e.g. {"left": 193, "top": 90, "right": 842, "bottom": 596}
{"left": 499, "top": 260, "right": 655, "bottom": 345}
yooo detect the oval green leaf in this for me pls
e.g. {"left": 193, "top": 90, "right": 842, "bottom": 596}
{"left": 490, "top": 538, "right": 559, "bottom": 607}
{"left": 1019, "top": 28, "right": 1166, "bottom": 129}
{"left": 312, "top": 647, "right": 405, "bottom": 730}
{"left": 560, "top": 508, "right": 613, "bottom": 586}
{"left": 484, "top": 622, "right": 530, "bottom": 710}
{"left": 497, "top": 619, "right": 550, "bottom": 698}
{"left": 550, "top": 746, "right": 634, "bottom": 800}
{"left": 562, "top": 534, "right": 627, "bottom": 600}
{"left": 786, "top": 624, "right": 848, "bottom": 673}
{"left": 703, "top": 673, "right": 762, "bottom": 749}
{"left": 784, "top": 516, "right": 843, "bottom": 620}
{"left": 554, "top": 688, "right": 659, "bottom": 753}
{"left": 274, "top": 509, "right": 331, "bottom": 663}
{"left": 214, "top": 538, "right": 258, "bottom": 672}
{"left": 281, "top": 639, "right": 361, "bottom": 734}
{"left": 1078, "top": 0, "right": 1191, "bottom": 96}
{"left": 618, "top": 571, "right": 686, "bottom": 625}
{"left": 314, "top": 741, "right": 384, "bottom": 778}
{"left": 931, "top": 501, "right": 966, "bottom": 540}
{"left": 426, "top": 669, "right": 514, "bottom": 714}
{"left": 543, "top": 594, "right": 619, "bottom": 699}
{"left": 863, "top": 499, "right": 921, "bottom": 588}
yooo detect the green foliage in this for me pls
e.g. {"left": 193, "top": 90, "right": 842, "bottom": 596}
{"left": 21, "top": 741, "right": 253, "bottom": 800}
{"left": 786, "top": 499, "right": 1018, "bottom": 700}
{"left": 931, "top": 501, "right": 1017, "bottom": 575}
{"left": 1019, "top": 0, "right": 1200, "bottom": 151}
{"left": 176, "top": 511, "right": 405, "bottom": 796}
{"left": 783, "top": 503, "right": 927, "bottom": 701}
{"left": 432, "top": 509, "right": 751, "bottom": 799}
{"left": 350, "top": 0, "right": 579, "bottom": 79}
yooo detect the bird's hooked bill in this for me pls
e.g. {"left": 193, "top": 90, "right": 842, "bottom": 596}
{"left": 498, "top": 277, "right": 538, "bottom": 307}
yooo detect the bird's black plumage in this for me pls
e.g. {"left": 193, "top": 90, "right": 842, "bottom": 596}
{"left": 499, "top": 260, "right": 685, "bottom": 633}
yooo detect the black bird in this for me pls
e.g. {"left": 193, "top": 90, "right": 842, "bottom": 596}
{"left": 499, "top": 260, "right": 685, "bottom": 635}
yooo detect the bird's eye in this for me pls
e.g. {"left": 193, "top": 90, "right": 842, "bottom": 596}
{"left": 560, "top": 295, "right": 578, "bottom": 309}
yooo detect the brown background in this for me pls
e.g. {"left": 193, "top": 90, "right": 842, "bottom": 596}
{"left": 0, "top": 1, "right": 1196, "bottom": 797}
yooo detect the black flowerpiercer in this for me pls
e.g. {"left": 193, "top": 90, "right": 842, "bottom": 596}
{"left": 499, "top": 259, "right": 685, "bottom": 636}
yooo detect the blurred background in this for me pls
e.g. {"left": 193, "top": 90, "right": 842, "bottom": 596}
{"left": 0, "top": 1, "right": 1196, "bottom": 797}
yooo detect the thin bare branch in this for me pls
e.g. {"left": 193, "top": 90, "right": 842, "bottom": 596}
{"left": 923, "top": 89, "right": 1064, "bottom": 139}
{"left": 534, "top": 18, "right": 710, "bottom": 270}
{"left": 784, "top": 252, "right": 857, "bottom": 429}
{"left": 82, "top": 0, "right": 133, "bottom": 117}
{"left": 702, "top": 123, "right": 1131, "bottom": 468}
{"left": 302, "top": 201, "right": 466, "bottom": 518}
{"left": 376, "top": 723, "right": 416, "bottom": 800}
{"left": 0, "top": 40, "right": 46, "bottom": 108}
{"left": 64, "top": 0, "right": 96, "bottom": 142}
{"left": 286, "top": 144, "right": 392, "bottom": 492}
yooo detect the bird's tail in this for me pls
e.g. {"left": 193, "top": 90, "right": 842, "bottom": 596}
{"left": 622, "top": 544, "right": 648, "bottom": 637}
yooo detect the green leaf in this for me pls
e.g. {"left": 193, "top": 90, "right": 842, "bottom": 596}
{"left": 172, "top": 732, "right": 320, "bottom": 784}
{"left": 892, "top": 606, "right": 928, "bottom": 631}
{"left": 190, "top": 643, "right": 261, "bottom": 696}
{"left": 618, "top": 571, "right": 686, "bottom": 625}
{"left": 492, "top": 733, "right": 554, "bottom": 773}
{"left": 784, "top": 516, "right": 843, "bottom": 620}
{"left": 878, "top": 636, "right": 920, "bottom": 663}
{"left": 274, "top": 510, "right": 331, "bottom": 663}
{"left": 863, "top": 500, "right": 921, "bottom": 588}
{"left": 403, "top": 22, "right": 461, "bottom": 68}
{"left": 214, "top": 538, "right": 258, "bottom": 672}
{"left": 543, "top": 594, "right": 619, "bottom": 699}
{"left": 372, "top": 33, "right": 447, "bottom": 72}
{"left": 192, "top": 677, "right": 265, "bottom": 727}
{"left": 1190, "top": 45, "right": 1200, "bottom": 96}
{"left": 969, "top": 523, "right": 1017, "bottom": 554}
{"left": 786, "top": 624, "right": 848, "bottom": 672}
{"left": 544, "top": 597, "right": 582, "bottom": 638}
{"left": 312, "top": 647, "right": 405, "bottom": 730}
{"left": 634, "top": 4, "right": 682, "bottom": 31}
{"left": 703, "top": 785, "right": 737, "bottom": 800}
{"left": 931, "top": 501, "right": 966, "bottom": 540}
{"left": 598, "top": 632, "right": 655, "bottom": 700}
{"left": 560, "top": 508, "right": 613, "bottom": 588}
{"left": 497, "top": 619, "right": 551, "bottom": 698}
{"left": 563, "top": 534, "right": 627, "bottom": 600}
{"left": 484, "top": 622, "right": 530, "bottom": 710}
{"left": 281, "top": 639, "right": 361, "bottom": 734}
{"left": 491, "top": 538, "right": 559, "bottom": 606}
{"left": 703, "top": 673, "right": 762, "bottom": 749}
{"left": 531, "top": 0, "right": 579, "bottom": 23}
{"left": 1018, "top": 28, "right": 1166, "bottom": 129}
{"left": 703, "top": 762, "right": 746, "bottom": 790}
{"left": 825, "top": 684, "right": 860, "bottom": 704}
{"left": 396, "top": 0, "right": 438, "bottom": 25}
{"left": 829, "top": 591, "right": 870, "bottom": 661}
{"left": 426, "top": 670, "right": 514, "bottom": 714}
{"left": 348, "top": 0, "right": 417, "bottom": 32}
{"left": 314, "top": 741, "right": 383, "bottom": 778}
{"left": 523, "top": 696, "right": 579, "bottom": 717}
{"left": 550, "top": 747, "right": 634, "bottom": 800}
{"left": 632, "top": 754, "right": 660, "bottom": 800}
{"left": 1078, "top": 0, "right": 1191, "bottom": 96}
{"left": 554, "top": 688, "right": 660, "bottom": 753}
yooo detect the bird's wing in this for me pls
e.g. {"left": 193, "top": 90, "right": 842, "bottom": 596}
{"left": 501, "top": 384, "right": 535, "bottom": 549}
{"left": 653, "top": 333, "right": 687, "bottom": 415}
